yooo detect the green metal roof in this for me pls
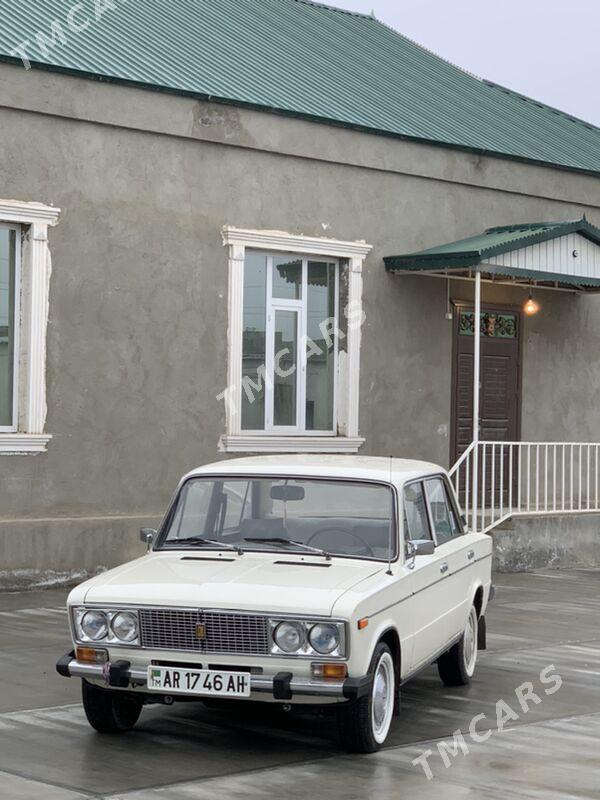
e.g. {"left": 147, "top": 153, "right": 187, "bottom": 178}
{"left": 384, "top": 218, "right": 600, "bottom": 287}
{"left": 1, "top": 0, "right": 600, "bottom": 175}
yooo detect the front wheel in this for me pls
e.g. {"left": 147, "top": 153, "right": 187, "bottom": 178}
{"left": 337, "top": 642, "right": 396, "bottom": 753}
{"left": 82, "top": 681, "right": 143, "bottom": 733}
{"left": 437, "top": 605, "right": 478, "bottom": 687}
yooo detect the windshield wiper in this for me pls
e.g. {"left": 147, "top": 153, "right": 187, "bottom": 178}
{"left": 243, "top": 537, "right": 331, "bottom": 561}
{"left": 165, "top": 536, "right": 243, "bottom": 555}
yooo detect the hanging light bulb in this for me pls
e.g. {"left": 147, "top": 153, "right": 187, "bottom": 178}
{"left": 524, "top": 290, "right": 540, "bottom": 316}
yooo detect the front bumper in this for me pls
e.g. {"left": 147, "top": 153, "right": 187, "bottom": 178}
{"left": 56, "top": 652, "right": 371, "bottom": 702}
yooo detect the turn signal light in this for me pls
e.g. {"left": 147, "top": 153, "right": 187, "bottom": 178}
{"left": 76, "top": 647, "right": 108, "bottom": 664}
{"left": 311, "top": 663, "right": 348, "bottom": 679}
{"left": 358, "top": 618, "right": 369, "bottom": 630}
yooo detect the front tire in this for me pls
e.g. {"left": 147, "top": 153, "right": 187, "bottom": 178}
{"left": 337, "top": 642, "right": 396, "bottom": 753}
{"left": 437, "top": 605, "right": 478, "bottom": 687}
{"left": 82, "top": 681, "right": 143, "bottom": 733}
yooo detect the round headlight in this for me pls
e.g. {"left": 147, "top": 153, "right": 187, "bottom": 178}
{"left": 81, "top": 610, "right": 108, "bottom": 641}
{"left": 111, "top": 611, "right": 138, "bottom": 643}
{"left": 274, "top": 621, "right": 305, "bottom": 653}
{"left": 309, "top": 623, "right": 340, "bottom": 654}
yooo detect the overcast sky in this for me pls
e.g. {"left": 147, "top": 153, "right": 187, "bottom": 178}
{"left": 335, "top": 0, "right": 600, "bottom": 127}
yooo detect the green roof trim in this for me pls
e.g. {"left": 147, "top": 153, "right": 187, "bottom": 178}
{"left": 0, "top": 0, "right": 600, "bottom": 175}
{"left": 383, "top": 217, "right": 600, "bottom": 280}
{"left": 384, "top": 219, "right": 600, "bottom": 279}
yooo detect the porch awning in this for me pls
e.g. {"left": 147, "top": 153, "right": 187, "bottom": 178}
{"left": 384, "top": 218, "right": 600, "bottom": 291}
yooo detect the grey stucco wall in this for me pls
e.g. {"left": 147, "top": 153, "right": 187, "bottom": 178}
{"left": 492, "top": 514, "right": 600, "bottom": 572}
{"left": 1, "top": 64, "right": 599, "bottom": 575}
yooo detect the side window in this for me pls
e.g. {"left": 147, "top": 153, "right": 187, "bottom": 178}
{"left": 444, "top": 483, "right": 462, "bottom": 536}
{"left": 403, "top": 482, "right": 432, "bottom": 541}
{"left": 424, "top": 478, "right": 460, "bottom": 545}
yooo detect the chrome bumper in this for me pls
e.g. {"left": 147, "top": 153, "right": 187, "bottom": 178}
{"left": 56, "top": 653, "right": 370, "bottom": 700}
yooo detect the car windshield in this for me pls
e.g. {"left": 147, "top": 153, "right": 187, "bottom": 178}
{"left": 159, "top": 477, "right": 396, "bottom": 561}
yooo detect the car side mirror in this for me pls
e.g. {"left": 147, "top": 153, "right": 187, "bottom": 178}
{"left": 405, "top": 538, "right": 435, "bottom": 569}
{"left": 461, "top": 513, "right": 468, "bottom": 528}
{"left": 412, "top": 539, "right": 435, "bottom": 557}
{"left": 140, "top": 528, "right": 157, "bottom": 550}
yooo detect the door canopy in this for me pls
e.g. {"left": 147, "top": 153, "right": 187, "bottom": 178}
{"left": 384, "top": 218, "right": 600, "bottom": 291}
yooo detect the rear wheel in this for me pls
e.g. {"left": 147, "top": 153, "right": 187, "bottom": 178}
{"left": 337, "top": 642, "right": 395, "bottom": 753}
{"left": 82, "top": 681, "right": 143, "bottom": 733}
{"left": 437, "top": 605, "right": 478, "bottom": 687}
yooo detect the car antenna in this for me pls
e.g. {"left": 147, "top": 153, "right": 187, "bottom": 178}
{"left": 386, "top": 455, "right": 394, "bottom": 576}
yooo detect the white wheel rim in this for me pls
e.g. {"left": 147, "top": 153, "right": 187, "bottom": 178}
{"left": 371, "top": 652, "right": 395, "bottom": 744}
{"left": 463, "top": 607, "right": 478, "bottom": 677}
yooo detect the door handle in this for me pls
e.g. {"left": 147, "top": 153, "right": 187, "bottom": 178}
{"left": 440, "top": 562, "right": 449, "bottom": 574}
{"left": 467, "top": 550, "right": 475, "bottom": 560}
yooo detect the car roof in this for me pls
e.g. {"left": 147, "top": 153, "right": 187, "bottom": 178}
{"left": 183, "top": 454, "right": 443, "bottom": 485}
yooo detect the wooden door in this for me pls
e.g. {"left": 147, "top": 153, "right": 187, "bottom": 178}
{"left": 451, "top": 306, "right": 521, "bottom": 502}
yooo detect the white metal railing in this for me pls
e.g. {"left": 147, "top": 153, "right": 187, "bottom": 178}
{"left": 449, "top": 441, "right": 600, "bottom": 534}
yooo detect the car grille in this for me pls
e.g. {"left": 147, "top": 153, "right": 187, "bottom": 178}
{"left": 138, "top": 608, "right": 270, "bottom": 655}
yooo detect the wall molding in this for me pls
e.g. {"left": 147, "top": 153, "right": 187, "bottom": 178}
{"left": 0, "top": 433, "right": 52, "bottom": 454}
{"left": 219, "top": 435, "right": 365, "bottom": 454}
{"left": 0, "top": 199, "right": 60, "bottom": 455}
{"left": 0, "top": 199, "right": 60, "bottom": 225}
{"left": 222, "top": 227, "right": 372, "bottom": 258}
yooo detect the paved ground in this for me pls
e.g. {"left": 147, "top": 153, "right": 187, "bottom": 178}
{"left": 1, "top": 569, "right": 600, "bottom": 799}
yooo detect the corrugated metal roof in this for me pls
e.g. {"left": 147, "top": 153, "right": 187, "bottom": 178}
{"left": 384, "top": 218, "right": 600, "bottom": 287}
{"left": 1, "top": 0, "right": 599, "bottom": 175}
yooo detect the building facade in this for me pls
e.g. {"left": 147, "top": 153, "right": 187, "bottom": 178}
{"left": 1, "top": 1, "right": 600, "bottom": 584}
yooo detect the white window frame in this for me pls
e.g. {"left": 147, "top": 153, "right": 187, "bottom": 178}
{"left": 220, "top": 227, "right": 371, "bottom": 454}
{"left": 0, "top": 199, "right": 60, "bottom": 455}
{"left": 0, "top": 223, "right": 21, "bottom": 433}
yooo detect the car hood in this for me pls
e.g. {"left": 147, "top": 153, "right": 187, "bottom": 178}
{"left": 81, "top": 552, "right": 383, "bottom": 616}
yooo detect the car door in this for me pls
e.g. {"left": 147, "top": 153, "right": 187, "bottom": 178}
{"left": 423, "top": 476, "right": 477, "bottom": 638}
{"left": 403, "top": 480, "right": 455, "bottom": 673}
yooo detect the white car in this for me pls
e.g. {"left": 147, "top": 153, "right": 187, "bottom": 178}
{"left": 57, "top": 455, "right": 493, "bottom": 752}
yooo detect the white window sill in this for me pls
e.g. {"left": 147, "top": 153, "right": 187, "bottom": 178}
{"left": 219, "top": 435, "right": 365, "bottom": 454}
{"left": 0, "top": 433, "right": 52, "bottom": 454}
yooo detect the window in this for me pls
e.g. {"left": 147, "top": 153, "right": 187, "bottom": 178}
{"left": 161, "top": 477, "right": 396, "bottom": 561}
{"left": 241, "top": 252, "right": 338, "bottom": 433}
{"left": 0, "top": 225, "right": 19, "bottom": 431}
{"left": 221, "top": 228, "right": 371, "bottom": 453}
{"left": 403, "top": 482, "right": 432, "bottom": 541}
{"left": 0, "top": 200, "right": 60, "bottom": 454}
{"left": 424, "top": 478, "right": 461, "bottom": 545}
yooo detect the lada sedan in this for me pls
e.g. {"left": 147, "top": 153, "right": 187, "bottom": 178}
{"left": 57, "top": 455, "right": 493, "bottom": 752}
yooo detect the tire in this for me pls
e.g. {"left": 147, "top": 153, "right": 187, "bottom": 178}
{"left": 82, "top": 681, "right": 143, "bottom": 733}
{"left": 437, "top": 605, "right": 478, "bottom": 687}
{"left": 337, "top": 642, "right": 396, "bottom": 753}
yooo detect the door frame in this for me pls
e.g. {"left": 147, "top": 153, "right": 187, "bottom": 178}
{"left": 450, "top": 300, "right": 524, "bottom": 466}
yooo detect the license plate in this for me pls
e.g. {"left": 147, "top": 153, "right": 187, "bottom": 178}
{"left": 147, "top": 666, "right": 251, "bottom": 697}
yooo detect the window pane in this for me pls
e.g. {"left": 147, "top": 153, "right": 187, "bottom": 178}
{"left": 272, "top": 257, "right": 302, "bottom": 300}
{"left": 242, "top": 253, "right": 267, "bottom": 430}
{"left": 403, "top": 482, "right": 431, "bottom": 541}
{"left": 424, "top": 478, "right": 457, "bottom": 545}
{"left": 0, "top": 228, "right": 16, "bottom": 428}
{"left": 306, "top": 261, "right": 335, "bottom": 431}
{"left": 444, "top": 485, "right": 461, "bottom": 537}
{"left": 274, "top": 310, "right": 297, "bottom": 426}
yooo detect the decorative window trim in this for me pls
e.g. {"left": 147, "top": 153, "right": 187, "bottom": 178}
{"left": 0, "top": 200, "right": 60, "bottom": 455}
{"left": 220, "top": 227, "right": 371, "bottom": 454}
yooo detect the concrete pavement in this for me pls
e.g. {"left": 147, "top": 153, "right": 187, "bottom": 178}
{"left": 1, "top": 569, "right": 599, "bottom": 799}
